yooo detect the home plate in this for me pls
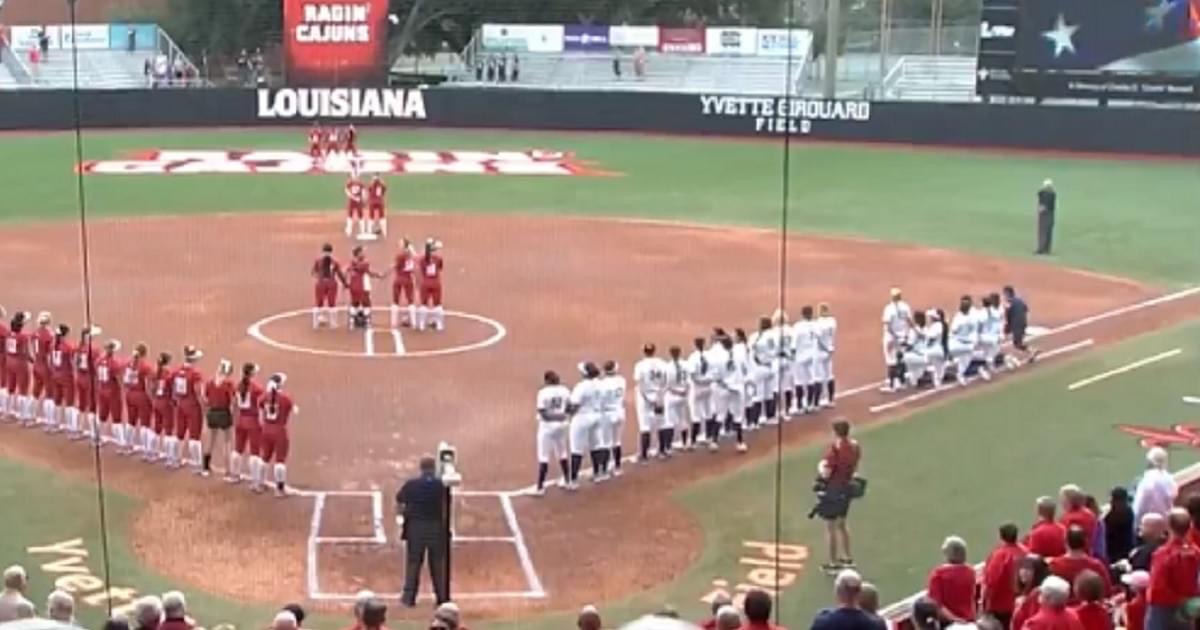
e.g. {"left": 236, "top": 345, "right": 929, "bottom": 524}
{"left": 1184, "top": 396, "right": 1200, "bottom": 405}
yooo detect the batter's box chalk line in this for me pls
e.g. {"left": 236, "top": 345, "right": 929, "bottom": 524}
{"left": 301, "top": 489, "right": 546, "bottom": 601}
{"left": 246, "top": 307, "right": 507, "bottom": 359}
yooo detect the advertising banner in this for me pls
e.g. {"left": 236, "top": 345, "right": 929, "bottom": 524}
{"left": 756, "top": 28, "right": 813, "bottom": 57}
{"left": 609, "top": 25, "right": 658, "bottom": 48}
{"left": 705, "top": 27, "right": 758, "bottom": 55}
{"left": 563, "top": 24, "right": 610, "bottom": 51}
{"left": 61, "top": 24, "right": 110, "bottom": 49}
{"left": 108, "top": 23, "right": 158, "bottom": 51}
{"left": 283, "top": 0, "right": 389, "bottom": 86}
{"left": 659, "top": 27, "right": 705, "bottom": 53}
{"left": 481, "top": 24, "right": 564, "bottom": 52}
{"left": 10, "top": 25, "right": 59, "bottom": 49}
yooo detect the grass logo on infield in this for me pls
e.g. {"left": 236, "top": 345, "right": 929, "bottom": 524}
{"left": 699, "top": 95, "right": 871, "bottom": 135}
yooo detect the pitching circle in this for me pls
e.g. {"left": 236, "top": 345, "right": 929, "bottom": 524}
{"left": 247, "top": 306, "right": 506, "bottom": 359}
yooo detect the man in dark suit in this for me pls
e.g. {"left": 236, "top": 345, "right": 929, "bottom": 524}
{"left": 397, "top": 455, "right": 450, "bottom": 606}
{"left": 1036, "top": 179, "right": 1057, "bottom": 255}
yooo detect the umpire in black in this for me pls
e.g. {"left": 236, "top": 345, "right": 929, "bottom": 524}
{"left": 397, "top": 455, "right": 450, "bottom": 607}
{"left": 1035, "top": 179, "right": 1057, "bottom": 255}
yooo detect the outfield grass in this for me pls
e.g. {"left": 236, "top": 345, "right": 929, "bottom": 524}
{"left": 0, "top": 129, "right": 1197, "bottom": 284}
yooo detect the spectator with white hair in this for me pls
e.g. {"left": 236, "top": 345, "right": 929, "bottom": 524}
{"left": 1128, "top": 512, "right": 1169, "bottom": 572}
{"left": 1146, "top": 508, "right": 1200, "bottom": 630}
{"left": 702, "top": 591, "right": 734, "bottom": 630}
{"left": 1058, "top": 485, "right": 1097, "bottom": 553}
{"left": 132, "top": 595, "right": 164, "bottom": 630}
{"left": 857, "top": 583, "right": 890, "bottom": 630}
{"left": 926, "top": 536, "right": 975, "bottom": 623}
{"left": 435, "top": 601, "right": 465, "bottom": 630}
{"left": 46, "top": 590, "right": 75, "bottom": 624}
{"left": 1134, "top": 447, "right": 1177, "bottom": 523}
{"left": 159, "top": 591, "right": 192, "bottom": 630}
{"left": 716, "top": 606, "right": 743, "bottom": 630}
{"left": 273, "top": 610, "right": 298, "bottom": 630}
{"left": 0, "top": 565, "right": 34, "bottom": 622}
{"left": 578, "top": 605, "right": 602, "bottom": 630}
{"left": 1021, "top": 576, "right": 1082, "bottom": 630}
{"left": 811, "top": 570, "right": 879, "bottom": 630}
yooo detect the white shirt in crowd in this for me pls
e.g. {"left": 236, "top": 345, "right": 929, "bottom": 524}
{"left": 535, "top": 384, "right": 571, "bottom": 423}
{"left": 633, "top": 357, "right": 669, "bottom": 404}
{"left": 882, "top": 300, "right": 913, "bottom": 340}
{"left": 1134, "top": 467, "right": 1178, "bottom": 521}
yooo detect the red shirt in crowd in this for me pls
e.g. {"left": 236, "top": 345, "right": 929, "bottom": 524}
{"left": 1124, "top": 592, "right": 1147, "bottom": 630}
{"left": 982, "top": 541, "right": 1028, "bottom": 614}
{"left": 1147, "top": 538, "right": 1200, "bottom": 607}
{"left": 1068, "top": 603, "right": 1111, "bottom": 630}
{"left": 1027, "top": 520, "right": 1069, "bottom": 559}
{"left": 741, "top": 620, "right": 786, "bottom": 630}
{"left": 1049, "top": 555, "right": 1111, "bottom": 600}
{"left": 927, "top": 563, "right": 977, "bottom": 622}
{"left": 1022, "top": 607, "right": 1085, "bottom": 630}
{"left": 1060, "top": 508, "right": 1098, "bottom": 552}
{"left": 1013, "top": 590, "right": 1042, "bottom": 630}
{"left": 1188, "top": 525, "right": 1200, "bottom": 550}
{"left": 823, "top": 438, "right": 861, "bottom": 486}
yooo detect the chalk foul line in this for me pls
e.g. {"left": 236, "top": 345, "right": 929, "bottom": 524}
{"left": 1068, "top": 348, "right": 1184, "bottom": 391}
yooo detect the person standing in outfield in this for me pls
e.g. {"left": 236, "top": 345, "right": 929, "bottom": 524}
{"left": 257, "top": 373, "right": 296, "bottom": 496}
{"left": 568, "top": 362, "right": 604, "bottom": 485}
{"left": 202, "top": 360, "right": 235, "bottom": 478}
{"left": 30, "top": 312, "right": 53, "bottom": 427}
{"left": 1035, "top": 179, "right": 1056, "bottom": 255}
{"left": 150, "top": 352, "right": 175, "bottom": 464}
{"left": 308, "top": 122, "right": 324, "bottom": 160}
{"left": 600, "top": 360, "right": 627, "bottom": 476}
{"left": 792, "top": 306, "right": 819, "bottom": 414}
{"left": 687, "top": 337, "right": 715, "bottom": 451}
{"left": 325, "top": 125, "right": 340, "bottom": 158}
{"left": 346, "top": 246, "right": 383, "bottom": 329}
{"left": 711, "top": 334, "right": 747, "bottom": 452}
{"left": 417, "top": 239, "right": 446, "bottom": 331}
{"left": 1003, "top": 286, "right": 1039, "bottom": 366}
{"left": 949, "top": 296, "right": 989, "bottom": 385}
{"left": 391, "top": 239, "right": 418, "bottom": 329}
{"left": 813, "top": 303, "right": 837, "bottom": 408}
{"left": 533, "top": 370, "right": 571, "bottom": 496}
{"left": 122, "top": 344, "right": 153, "bottom": 456}
{"left": 5, "top": 311, "right": 33, "bottom": 424}
{"left": 820, "top": 420, "right": 861, "bottom": 571}
{"left": 881, "top": 289, "right": 915, "bottom": 393}
{"left": 230, "top": 363, "right": 263, "bottom": 484}
{"left": 367, "top": 174, "right": 387, "bottom": 236}
{"left": 633, "top": 344, "right": 668, "bottom": 462}
{"left": 748, "top": 317, "right": 780, "bottom": 425}
{"left": 73, "top": 326, "right": 101, "bottom": 442}
{"left": 664, "top": 346, "right": 691, "bottom": 451}
{"left": 46, "top": 324, "right": 74, "bottom": 434}
{"left": 343, "top": 124, "right": 359, "bottom": 156}
{"left": 172, "top": 345, "right": 205, "bottom": 472}
{"left": 311, "top": 243, "right": 347, "bottom": 329}
{"left": 345, "top": 174, "right": 367, "bottom": 237}
{"left": 95, "top": 339, "right": 127, "bottom": 452}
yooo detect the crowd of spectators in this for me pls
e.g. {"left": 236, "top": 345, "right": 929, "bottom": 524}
{"left": 472, "top": 53, "right": 520, "bottom": 83}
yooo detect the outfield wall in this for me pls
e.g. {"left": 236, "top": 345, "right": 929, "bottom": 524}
{"left": 2, "top": 87, "right": 1199, "bottom": 156}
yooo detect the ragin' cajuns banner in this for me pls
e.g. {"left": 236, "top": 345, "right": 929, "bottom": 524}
{"left": 283, "top": 0, "right": 389, "bottom": 86}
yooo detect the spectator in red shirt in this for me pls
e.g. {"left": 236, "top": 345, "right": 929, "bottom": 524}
{"left": 820, "top": 420, "right": 862, "bottom": 572}
{"left": 1185, "top": 494, "right": 1200, "bottom": 550}
{"left": 743, "top": 589, "right": 785, "bottom": 630}
{"left": 927, "top": 536, "right": 976, "bottom": 623}
{"left": 984, "top": 523, "right": 1029, "bottom": 628}
{"left": 1022, "top": 576, "right": 1084, "bottom": 630}
{"left": 158, "top": 591, "right": 193, "bottom": 630}
{"left": 1146, "top": 508, "right": 1200, "bottom": 630}
{"left": 1050, "top": 528, "right": 1111, "bottom": 602}
{"left": 702, "top": 592, "right": 734, "bottom": 630}
{"left": 1013, "top": 555, "right": 1052, "bottom": 630}
{"left": 1119, "top": 571, "right": 1149, "bottom": 630}
{"left": 1028, "top": 496, "right": 1068, "bottom": 559}
{"left": 1068, "top": 571, "right": 1112, "bottom": 630}
{"left": 1059, "top": 486, "right": 1098, "bottom": 553}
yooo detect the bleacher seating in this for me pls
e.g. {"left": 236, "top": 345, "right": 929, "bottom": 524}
{"left": 22, "top": 50, "right": 159, "bottom": 89}
{"left": 883, "top": 55, "right": 977, "bottom": 101}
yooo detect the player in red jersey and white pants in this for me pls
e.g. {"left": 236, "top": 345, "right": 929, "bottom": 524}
{"left": 122, "top": 343, "right": 154, "bottom": 455}
{"left": 308, "top": 122, "right": 324, "bottom": 160}
{"left": 343, "top": 124, "right": 358, "bottom": 156}
{"left": 30, "top": 312, "right": 54, "bottom": 427}
{"left": 256, "top": 372, "right": 297, "bottom": 497}
{"left": 5, "top": 312, "right": 34, "bottom": 424}
{"left": 95, "top": 339, "right": 128, "bottom": 451}
{"left": 391, "top": 238, "right": 418, "bottom": 328}
{"left": 73, "top": 326, "right": 101, "bottom": 442}
{"left": 149, "top": 352, "right": 175, "bottom": 463}
{"left": 367, "top": 174, "right": 387, "bottom": 236}
{"left": 417, "top": 238, "right": 446, "bottom": 331}
{"left": 345, "top": 175, "right": 367, "bottom": 236}
{"left": 171, "top": 345, "right": 205, "bottom": 470}
{"left": 230, "top": 362, "right": 263, "bottom": 484}
{"left": 311, "top": 243, "right": 348, "bottom": 329}
{"left": 347, "top": 246, "right": 383, "bottom": 329}
{"left": 0, "top": 306, "right": 10, "bottom": 421}
{"left": 46, "top": 324, "right": 75, "bottom": 434}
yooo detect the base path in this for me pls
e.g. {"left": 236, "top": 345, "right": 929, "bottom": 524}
{"left": 0, "top": 211, "right": 1192, "bottom": 618}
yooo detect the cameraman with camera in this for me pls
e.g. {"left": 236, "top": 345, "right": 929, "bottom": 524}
{"left": 813, "top": 420, "right": 863, "bottom": 574}
{"left": 397, "top": 454, "right": 451, "bottom": 607}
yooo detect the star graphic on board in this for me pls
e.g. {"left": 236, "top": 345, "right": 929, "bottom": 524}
{"left": 1042, "top": 13, "right": 1079, "bottom": 57}
{"left": 1145, "top": 0, "right": 1179, "bottom": 30}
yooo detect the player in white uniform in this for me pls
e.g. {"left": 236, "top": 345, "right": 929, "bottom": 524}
{"left": 632, "top": 343, "right": 669, "bottom": 462}
{"left": 598, "top": 360, "right": 627, "bottom": 477}
{"left": 748, "top": 318, "right": 781, "bottom": 425}
{"left": 979, "top": 293, "right": 1005, "bottom": 371}
{"left": 791, "top": 306, "right": 818, "bottom": 414}
{"left": 568, "top": 362, "right": 605, "bottom": 486}
{"left": 533, "top": 371, "right": 572, "bottom": 495}
{"left": 710, "top": 335, "right": 748, "bottom": 452}
{"left": 948, "top": 296, "right": 990, "bottom": 385}
{"left": 924, "top": 309, "right": 949, "bottom": 388}
{"left": 772, "top": 312, "right": 795, "bottom": 419}
{"left": 732, "top": 329, "right": 755, "bottom": 430}
{"left": 686, "top": 337, "right": 715, "bottom": 450}
{"left": 901, "top": 311, "right": 930, "bottom": 388}
{"left": 664, "top": 346, "right": 691, "bottom": 453}
{"left": 814, "top": 303, "right": 838, "bottom": 407}
{"left": 881, "top": 288, "right": 915, "bottom": 392}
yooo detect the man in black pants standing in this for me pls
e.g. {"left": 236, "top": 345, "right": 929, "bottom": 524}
{"left": 1036, "top": 179, "right": 1057, "bottom": 255}
{"left": 397, "top": 455, "right": 450, "bottom": 607}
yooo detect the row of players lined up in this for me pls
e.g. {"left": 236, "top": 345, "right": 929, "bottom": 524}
{"left": 310, "top": 238, "right": 446, "bottom": 331}
{"left": 532, "top": 305, "right": 839, "bottom": 495}
{"left": 308, "top": 122, "right": 360, "bottom": 157}
{"left": 880, "top": 286, "right": 1039, "bottom": 393}
{"left": 0, "top": 309, "right": 298, "bottom": 497}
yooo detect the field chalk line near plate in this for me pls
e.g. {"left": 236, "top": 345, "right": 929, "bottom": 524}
{"left": 247, "top": 306, "right": 506, "bottom": 359}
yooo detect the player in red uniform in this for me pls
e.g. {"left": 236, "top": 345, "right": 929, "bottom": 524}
{"left": 345, "top": 174, "right": 367, "bottom": 236}
{"left": 73, "top": 325, "right": 101, "bottom": 442}
{"left": 347, "top": 245, "right": 384, "bottom": 329}
{"left": 122, "top": 343, "right": 153, "bottom": 456}
{"left": 5, "top": 312, "right": 34, "bottom": 424}
{"left": 0, "top": 306, "right": 9, "bottom": 421}
{"left": 31, "top": 312, "right": 54, "bottom": 427}
{"left": 46, "top": 324, "right": 74, "bottom": 435}
{"left": 343, "top": 124, "right": 358, "bottom": 156}
{"left": 311, "top": 243, "right": 348, "bottom": 329}
{"left": 257, "top": 372, "right": 297, "bottom": 497}
{"left": 149, "top": 352, "right": 175, "bottom": 463}
{"left": 171, "top": 345, "right": 205, "bottom": 471}
{"left": 308, "top": 122, "right": 324, "bottom": 159}
{"left": 391, "top": 238, "right": 419, "bottom": 329}
{"left": 230, "top": 362, "right": 263, "bottom": 484}
{"left": 325, "top": 126, "right": 340, "bottom": 157}
{"left": 202, "top": 359, "right": 236, "bottom": 478}
{"left": 417, "top": 238, "right": 446, "bottom": 331}
{"left": 367, "top": 174, "right": 387, "bottom": 236}
{"left": 95, "top": 339, "right": 128, "bottom": 451}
